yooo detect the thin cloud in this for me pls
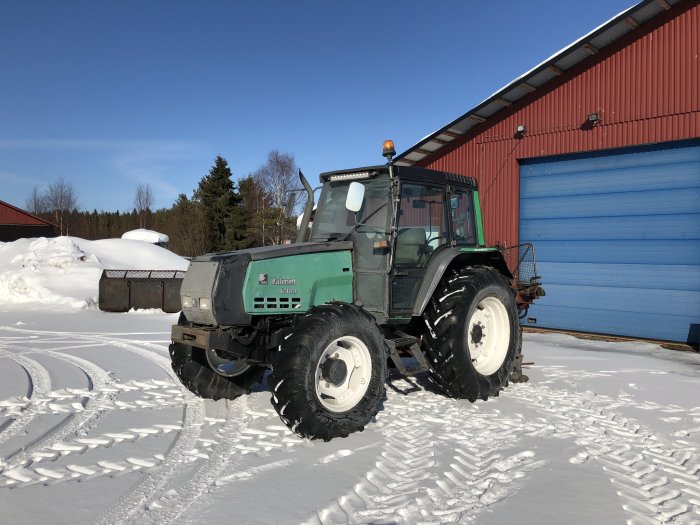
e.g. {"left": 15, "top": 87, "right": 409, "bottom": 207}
{"left": 110, "top": 142, "right": 207, "bottom": 207}
{"left": 0, "top": 171, "right": 47, "bottom": 188}
{"left": 1, "top": 138, "right": 211, "bottom": 210}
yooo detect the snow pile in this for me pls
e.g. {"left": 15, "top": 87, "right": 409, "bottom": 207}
{"left": 121, "top": 228, "right": 169, "bottom": 244}
{"left": 0, "top": 236, "right": 188, "bottom": 310}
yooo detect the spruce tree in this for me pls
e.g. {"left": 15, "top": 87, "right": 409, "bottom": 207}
{"left": 224, "top": 201, "right": 250, "bottom": 250}
{"left": 195, "top": 156, "right": 242, "bottom": 251}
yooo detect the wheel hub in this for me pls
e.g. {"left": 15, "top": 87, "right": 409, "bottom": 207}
{"left": 470, "top": 323, "right": 484, "bottom": 345}
{"left": 466, "top": 297, "right": 511, "bottom": 376}
{"left": 321, "top": 357, "right": 348, "bottom": 386}
{"left": 314, "top": 336, "right": 372, "bottom": 413}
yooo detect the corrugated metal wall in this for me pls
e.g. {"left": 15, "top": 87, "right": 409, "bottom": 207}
{"left": 519, "top": 140, "right": 700, "bottom": 344}
{"left": 422, "top": 2, "right": 699, "bottom": 247}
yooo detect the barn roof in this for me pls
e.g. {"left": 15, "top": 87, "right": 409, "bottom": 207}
{"left": 0, "top": 199, "right": 57, "bottom": 227}
{"left": 395, "top": 0, "right": 683, "bottom": 166}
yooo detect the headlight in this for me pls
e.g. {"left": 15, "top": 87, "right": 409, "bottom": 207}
{"left": 199, "top": 298, "right": 211, "bottom": 310}
{"left": 182, "top": 296, "right": 194, "bottom": 308}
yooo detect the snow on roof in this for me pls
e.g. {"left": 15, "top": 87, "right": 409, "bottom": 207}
{"left": 121, "top": 229, "right": 170, "bottom": 244}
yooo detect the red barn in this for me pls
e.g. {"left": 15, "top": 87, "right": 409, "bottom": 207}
{"left": 396, "top": 0, "right": 699, "bottom": 345}
{"left": 0, "top": 200, "right": 57, "bottom": 242}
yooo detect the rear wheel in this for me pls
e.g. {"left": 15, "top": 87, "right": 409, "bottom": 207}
{"left": 270, "top": 303, "right": 386, "bottom": 441}
{"left": 422, "top": 266, "right": 520, "bottom": 401}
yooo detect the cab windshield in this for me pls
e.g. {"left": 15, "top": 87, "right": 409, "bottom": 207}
{"left": 310, "top": 175, "right": 391, "bottom": 242}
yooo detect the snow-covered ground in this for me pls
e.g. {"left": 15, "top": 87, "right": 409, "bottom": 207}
{"left": 1, "top": 238, "right": 699, "bottom": 524}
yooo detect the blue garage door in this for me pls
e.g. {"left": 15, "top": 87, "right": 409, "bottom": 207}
{"left": 520, "top": 140, "right": 700, "bottom": 345}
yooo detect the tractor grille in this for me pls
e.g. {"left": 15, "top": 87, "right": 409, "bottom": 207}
{"left": 252, "top": 297, "right": 302, "bottom": 310}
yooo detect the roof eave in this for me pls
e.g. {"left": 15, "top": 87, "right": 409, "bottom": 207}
{"left": 394, "top": 0, "right": 680, "bottom": 166}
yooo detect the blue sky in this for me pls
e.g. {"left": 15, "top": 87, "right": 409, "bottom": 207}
{"left": 1, "top": 0, "right": 636, "bottom": 212}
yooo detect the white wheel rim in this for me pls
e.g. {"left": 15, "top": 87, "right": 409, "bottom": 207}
{"left": 314, "top": 336, "right": 372, "bottom": 413}
{"left": 467, "top": 296, "right": 510, "bottom": 376}
{"left": 205, "top": 348, "right": 251, "bottom": 378}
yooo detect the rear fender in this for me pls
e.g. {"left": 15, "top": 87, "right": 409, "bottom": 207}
{"left": 412, "top": 248, "right": 512, "bottom": 317}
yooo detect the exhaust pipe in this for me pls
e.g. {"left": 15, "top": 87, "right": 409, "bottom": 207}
{"left": 296, "top": 170, "right": 314, "bottom": 243}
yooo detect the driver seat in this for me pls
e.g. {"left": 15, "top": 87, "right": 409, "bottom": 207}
{"left": 395, "top": 228, "right": 427, "bottom": 266}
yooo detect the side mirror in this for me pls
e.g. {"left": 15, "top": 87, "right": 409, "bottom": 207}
{"left": 450, "top": 197, "right": 460, "bottom": 209}
{"left": 345, "top": 182, "right": 365, "bottom": 212}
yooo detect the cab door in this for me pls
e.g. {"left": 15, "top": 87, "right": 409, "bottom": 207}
{"left": 390, "top": 183, "right": 447, "bottom": 317}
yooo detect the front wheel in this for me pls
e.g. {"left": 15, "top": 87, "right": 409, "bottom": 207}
{"left": 270, "top": 303, "right": 387, "bottom": 441}
{"left": 169, "top": 316, "right": 264, "bottom": 400}
{"left": 170, "top": 343, "right": 265, "bottom": 400}
{"left": 422, "top": 266, "right": 520, "bottom": 401}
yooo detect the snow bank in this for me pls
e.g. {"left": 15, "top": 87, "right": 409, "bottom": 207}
{"left": 0, "top": 236, "right": 188, "bottom": 311}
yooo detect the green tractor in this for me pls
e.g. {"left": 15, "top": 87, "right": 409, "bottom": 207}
{"left": 170, "top": 141, "right": 543, "bottom": 441}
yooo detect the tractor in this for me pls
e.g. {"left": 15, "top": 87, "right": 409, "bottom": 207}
{"left": 170, "top": 140, "right": 543, "bottom": 441}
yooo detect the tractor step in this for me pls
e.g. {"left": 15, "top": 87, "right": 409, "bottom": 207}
{"left": 385, "top": 332, "right": 430, "bottom": 376}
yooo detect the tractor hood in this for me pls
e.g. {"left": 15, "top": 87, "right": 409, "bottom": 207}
{"left": 180, "top": 241, "right": 353, "bottom": 326}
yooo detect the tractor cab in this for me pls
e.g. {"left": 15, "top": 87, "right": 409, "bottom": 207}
{"left": 306, "top": 154, "right": 494, "bottom": 323}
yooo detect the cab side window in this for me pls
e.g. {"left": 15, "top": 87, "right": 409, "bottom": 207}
{"left": 450, "top": 190, "right": 476, "bottom": 244}
{"left": 396, "top": 184, "right": 446, "bottom": 267}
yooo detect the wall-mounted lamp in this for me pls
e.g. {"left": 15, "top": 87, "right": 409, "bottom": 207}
{"left": 514, "top": 124, "right": 526, "bottom": 138}
{"left": 587, "top": 113, "right": 600, "bottom": 123}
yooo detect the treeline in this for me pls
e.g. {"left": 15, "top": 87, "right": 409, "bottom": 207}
{"left": 27, "top": 151, "right": 304, "bottom": 257}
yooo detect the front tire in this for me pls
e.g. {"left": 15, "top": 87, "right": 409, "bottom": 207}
{"left": 170, "top": 342, "right": 265, "bottom": 400}
{"left": 270, "top": 303, "right": 387, "bottom": 441}
{"left": 169, "top": 315, "right": 265, "bottom": 402}
{"left": 422, "top": 266, "right": 520, "bottom": 401}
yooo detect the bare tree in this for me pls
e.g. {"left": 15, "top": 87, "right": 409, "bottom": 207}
{"left": 44, "top": 177, "right": 79, "bottom": 235}
{"left": 25, "top": 186, "right": 47, "bottom": 215}
{"left": 134, "top": 184, "right": 154, "bottom": 228}
{"left": 253, "top": 150, "right": 299, "bottom": 244}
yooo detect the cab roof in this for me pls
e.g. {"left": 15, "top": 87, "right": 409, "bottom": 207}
{"left": 320, "top": 164, "right": 478, "bottom": 190}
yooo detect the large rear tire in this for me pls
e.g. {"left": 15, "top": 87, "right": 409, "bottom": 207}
{"left": 422, "top": 266, "right": 520, "bottom": 401}
{"left": 270, "top": 303, "right": 387, "bottom": 441}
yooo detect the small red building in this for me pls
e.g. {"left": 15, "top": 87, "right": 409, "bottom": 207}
{"left": 396, "top": 0, "right": 699, "bottom": 345}
{"left": 0, "top": 200, "right": 57, "bottom": 242}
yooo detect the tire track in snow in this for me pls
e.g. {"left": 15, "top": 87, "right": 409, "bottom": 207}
{"left": 37, "top": 330, "right": 210, "bottom": 525}
{"left": 311, "top": 378, "right": 549, "bottom": 525}
{"left": 132, "top": 401, "right": 306, "bottom": 524}
{"left": 0, "top": 348, "right": 52, "bottom": 448}
{"left": 0, "top": 379, "right": 188, "bottom": 421}
{"left": 518, "top": 376, "right": 700, "bottom": 524}
{"left": 312, "top": 369, "right": 700, "bottom": 525}
{"left": 91, "top": 396, "right": 204, "bottom": 525}
{"left": 121, "top": 397, "right": 250, "bottom": 524}
{"left": 4, "top": 325, "right": 700, "bottom": 523}
{"left": 1, "top": 452, "right": 169, "bottom": 487}
{"left": 0, "top": 345, "right": 114, "bottom": 475}
{"left": 0, "top": 327, "right": 206, "bottom": 504}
